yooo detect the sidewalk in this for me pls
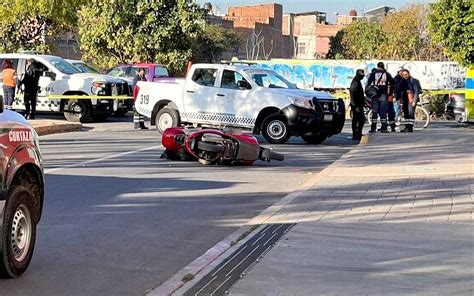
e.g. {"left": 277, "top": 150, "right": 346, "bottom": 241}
{"left": 231, "top": 123, "right": 473, "bottom": 295}
{"left": 29, "top": 119, "right": 81, "bottom": 136}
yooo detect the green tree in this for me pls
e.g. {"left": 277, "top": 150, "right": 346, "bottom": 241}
{"left": 341, "top": 19, "right": 385, "bottom": 60}
{"left": 326, "top": 30, "right": 345, "bottom": 59}
{"left": 78, "top": 0, "right": 204, "bottom": 75}
{"left": 0, "top": 0, "right": 84, "bottom": 52}
{"left": 379, "top": 4, "right": 446, "bottom": 61}
{"left": 192, "top": 24, "right": 241, "bottom": 63}
{"left": 429, "top": 0, "right": 474, "bottom": 66}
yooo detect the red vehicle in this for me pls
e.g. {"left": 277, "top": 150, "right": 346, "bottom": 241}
{"left": 162, "top": 127, "right": 284, "bottom": 165}
{"left": 105, "top": 63, "right": 169, "bottom": 84}
{"left": 0, "top": 103, "right": 44, "bottom": 277}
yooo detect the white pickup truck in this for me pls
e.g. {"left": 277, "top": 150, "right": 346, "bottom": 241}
{"left": 0, "top": 53, "right": 129, "bottom": 122}
{"left": 134, "top": 64, "right": 345, "bottom": 144}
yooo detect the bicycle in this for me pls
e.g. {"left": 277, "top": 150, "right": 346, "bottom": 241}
{"left": 367, "top": 99, "right": 430, "bottom": 130}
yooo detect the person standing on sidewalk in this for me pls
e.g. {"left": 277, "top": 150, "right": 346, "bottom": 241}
{"left": 366, "top": 62, "right": 393, "bottom": 133}
{"left": 18, "top": 59, "right": 41, "bottom": 119}
{"left": 1, "top": 60, "right": 17, "bottom": 110}
{"left": 350, "top": 69, "right": 365, "bottom": 142}
{"left": 132, "top": 68, "right": 148, "bottom": 130}
{"left": 398, "top": 69, "right": 422, "bottom": 132}
{"left": 388, "top": 68, "right": 403, "bottom": 132}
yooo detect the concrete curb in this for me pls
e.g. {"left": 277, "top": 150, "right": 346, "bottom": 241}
{"left": 359, "top": 134, "right": 369, "bottom": 145}
{"left": 151, "top": 136, "right": 370, "bottom": 296}
{"left": 29, "top": 120, "right": 82, "bottom": 136}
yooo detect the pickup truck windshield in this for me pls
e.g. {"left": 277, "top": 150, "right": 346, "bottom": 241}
{"left": 49, "top": 57, "right": 81, "bottom": 75}
{"left": 73, "top": 62, "right": 100, "bottom": 74}
{"left": 245, "top": 70, "right": 296, "bottom": 89}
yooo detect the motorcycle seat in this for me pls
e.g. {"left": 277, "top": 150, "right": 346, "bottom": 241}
{"left": 201, "top": 133, "right": 224, "bottom": 143}
{"left": 184, "top": 127, "right": 202, "bottom": 135}
{"left": 222, "top": 127, "right": 243, "bottom": 135}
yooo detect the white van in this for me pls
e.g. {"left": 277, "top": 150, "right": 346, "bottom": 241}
{"left": 0, "top": 53, "right": 129, "bottom": 122}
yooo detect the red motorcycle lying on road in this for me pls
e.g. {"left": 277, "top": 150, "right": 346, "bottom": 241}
{"left": 162, "top": 127, "right": 284, "bottom": 165}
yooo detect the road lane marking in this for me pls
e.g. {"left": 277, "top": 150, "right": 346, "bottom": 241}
{"left": 44, "top": 145, "right": 163, "bottom": 174}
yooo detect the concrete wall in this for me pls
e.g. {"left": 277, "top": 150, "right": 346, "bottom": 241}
{"left": 251, "top": 59, "right": 466, "bottom": 90}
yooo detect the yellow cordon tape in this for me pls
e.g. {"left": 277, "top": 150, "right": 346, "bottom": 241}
{"left": 46, "top": 90, "right": 466, "bottom": 100}
{"left": 47, "top": 95, "right": 133, "bottom": 100}
{"left": 333, "top": 89, "right": 466, "bottom": 98}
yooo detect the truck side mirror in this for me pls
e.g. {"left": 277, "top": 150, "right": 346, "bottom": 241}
{"left": 0, "top": 95, "right": 4, "bottom": 113}
{"left": 44, "top": 71, "right": 56, "bottom": 81}
{"left": 237, "top": 80, "right": 251, "bottom": 90}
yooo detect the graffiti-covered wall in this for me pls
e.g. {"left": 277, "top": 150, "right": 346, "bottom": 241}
{"left": 251, "top": 59, "right": 466, "bottom": 90}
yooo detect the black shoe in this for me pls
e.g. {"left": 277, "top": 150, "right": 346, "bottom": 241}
{"left": 391, "top": 127, "right": 396, "bottom": 133}
{"left": 408, "top": 128, "right": 413, "bottom": 133}
{"left": 368, "top": 129, "right": 376, "bottom": 133}
{"left": 140, "top": 126, "right": 149, "bottom": 130}
{"left": 400, "top": 127, "right": 409, "bottom": 133}
{"left": 381, "top": 129, "right": 390, "bottom": 133}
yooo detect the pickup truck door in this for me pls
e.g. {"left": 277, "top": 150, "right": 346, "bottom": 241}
{"left": 214, "top": 70, "right": 254, "bottom": 127}
{"left": 183, "top": 67, "right": 218, "bottom": 124}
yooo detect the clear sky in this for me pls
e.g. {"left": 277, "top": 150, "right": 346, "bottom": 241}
{"left": 196, "top": 0, "right": 435, "bottom": 23}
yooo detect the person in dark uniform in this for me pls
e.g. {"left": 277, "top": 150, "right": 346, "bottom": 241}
{"left": 132, "top": 68, "right": 148, "bottom": 130}
{"left": 388, "top": 68, "right": 403, "bottom": 132}
{"left": 397, "top": 69, "right": 422, "bottom": 132}
{"left": 350, "top": 69, "right": 365, "bottom": 142}
{"left": 366, "top": 62, "right": 393, "bottom": 133}
{"left": 18, "top": 59, "right": 42, "bottom": 119}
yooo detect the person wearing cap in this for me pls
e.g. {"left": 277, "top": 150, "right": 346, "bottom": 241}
{"left": 366, "top": 62, "right": 394, "bottom": 133}
{"left": 18, "top": 59, "right": 42, "bottom": 119}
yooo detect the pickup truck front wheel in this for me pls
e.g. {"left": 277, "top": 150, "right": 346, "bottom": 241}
{"left": 63, "top": 100, "right": 91, "bottom": 123}
{"left": 156, "top": 107, "right": 180, "bottom": 134}
{"left": 262, "top": 115, "right": 291, "bottom": 144}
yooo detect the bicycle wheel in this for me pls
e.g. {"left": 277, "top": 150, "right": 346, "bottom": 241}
{"left": 414, "top": 106, "right": 430, "bottom": 130}
{"left": 367, "top": 110, "right": 373, "bottom": 125}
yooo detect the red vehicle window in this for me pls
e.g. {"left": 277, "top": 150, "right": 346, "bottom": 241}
{"left": 154, "top": 66, "right": 169, "bottom": 78}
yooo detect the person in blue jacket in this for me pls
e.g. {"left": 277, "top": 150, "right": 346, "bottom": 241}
{"left": 397, "top": 69, "right": 422, "bottom": 132}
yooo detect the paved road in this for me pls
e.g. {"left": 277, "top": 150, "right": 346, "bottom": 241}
{"left": 231, "top": 122, "right": 474, "bottom": 296}
{"left": 0, "top": 115, "right": 352, "bottom": 295}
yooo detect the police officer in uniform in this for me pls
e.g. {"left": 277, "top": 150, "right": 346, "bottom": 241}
{"left": 18, "top": 59, "right": 42, "bottom": 119}
{"left": 350, "top": 69, "right": 365, "bottom": 141}
{"left": 132, "top": 68, "right": 148, "bottom": 130}
{"left": 366, "top": 62, "right": 394, "bottom": 133}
